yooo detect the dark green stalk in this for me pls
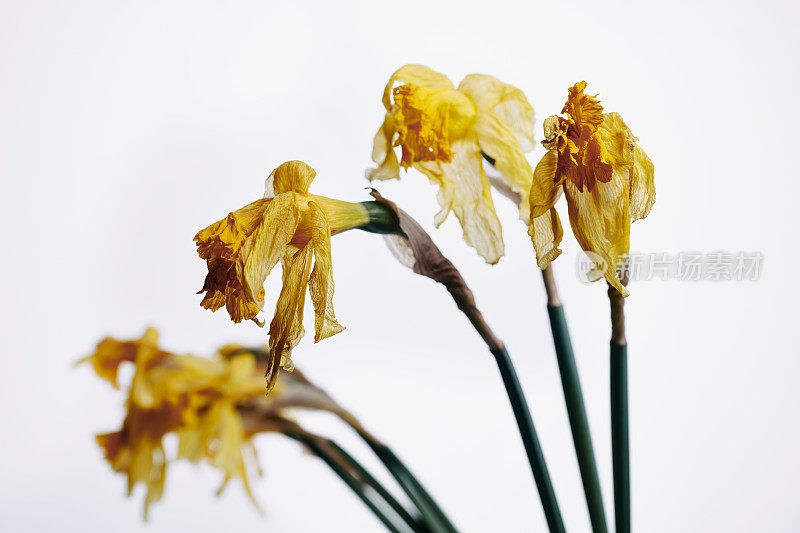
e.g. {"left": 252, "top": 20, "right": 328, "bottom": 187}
{"left": 288, "top": 433, "right": 413, "bottom": 533}
{"left": 547, "top": 303, "right": 609, "bottom": 533}
{"left": 609, "top": 280, "right": 630, "bottom": 533}
{"left": 491, "top": 346, "right": 566, "bottom": 533}
{"left": 357, "top": 431, "right": 458, "bottom": 533}
{"left": 326, "top": 441, "right": 427, "bottom": 533}
{"left": 610, "top": 342, "right": 629, "bottom": 533}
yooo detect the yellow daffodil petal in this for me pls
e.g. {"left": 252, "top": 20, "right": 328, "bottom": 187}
{"left": 266, "top": 160, "right": 317, "bottom": 196}
{"left": 307, "top": 202, "right": 345, "bottom": 342}
{"left": 266, "top": 244, "right": 314, "bottom": 392}
{"left": 471, "top": 112, "right": 533, "bottom": 223}
{"left": 241, "top": 193, "right": 302, "bottom": 306}
{"left": 528, "top": 149, "right": 565, "bottom": 268}
{"left": 438, "top": 137, "right": 504, "bottom": 264}
{"left": 597, "top": 112, "right": 656, "bottom": 221}
{"left": 366, "top": 112, "right": 400, "bottom": 181}
{"left": 457, "top": 74, "right": 536, "bottom": 151}
{"left": 564, "top": 178, "right": 630, "bottom": 296}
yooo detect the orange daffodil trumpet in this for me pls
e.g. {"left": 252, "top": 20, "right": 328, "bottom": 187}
{"left": 528, "top": 82, "right": 655, "bottom": 296}
{"left": 367, "top": 64, "right": 536, "bottom": 265}
{"left": 195, "top": 161, "right": 370, "bottom": 393}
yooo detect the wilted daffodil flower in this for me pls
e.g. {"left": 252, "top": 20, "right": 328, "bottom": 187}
{"left": 528, "top": 81, "right": 655, "bottom": 296}
{"left": 81, "top": 330, "right": 368, "bottom": 518}
{"left": 195, "top": 161, "right": 370, "bottom": 392}
{"left": 367, "top": 64, "right": 536, "bottom": 265}
{"left": 80, "top": 328, "right": 266, "bottom": 518}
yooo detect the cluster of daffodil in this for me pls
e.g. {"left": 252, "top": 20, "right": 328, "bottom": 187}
{"left": 193, "top": 64, "right": 653, "bottom": 392}
{"left": 87, "top": 62, "right": 655, "bottom": 532}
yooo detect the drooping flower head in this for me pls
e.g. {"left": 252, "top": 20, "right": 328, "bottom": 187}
{"left": 528, "top": 82, "right": 655, "bottom": 296}
{"left": 368, "top": 65, "right": 536, "bottom": 264}
{"left": 81, "top": 331, "right": 367, "bottom": 518}
{"left": 195, "top": 161, "right": 369, "bottom": 392}
{"left": 80, "top": 329, "right": 266, "bottom": 518}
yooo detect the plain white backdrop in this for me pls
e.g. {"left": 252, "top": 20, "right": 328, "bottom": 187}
{"left": 2, "top": 0, "right": 799, "bottom": 531}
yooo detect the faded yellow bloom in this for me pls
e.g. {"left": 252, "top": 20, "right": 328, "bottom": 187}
{"left": 195, "top": 161, "right": 369, "bottom": 392}
{"left": 83, "top": 331, "right": 366, "bottom": 518}
{"left": 82, "top": 330, "right": 265, "bottom": 518}
{"left": 368, "top": 64, "right": 536, "bottom": 264}
{"left": 528, "top": 81, "right": 655, "bottom": 296}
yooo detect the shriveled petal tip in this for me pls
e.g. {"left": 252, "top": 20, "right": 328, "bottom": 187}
{"left": 381, "top": 64, "right": 454, "bottom": 110}
{"left": 268, "top": 160, "right": 316, "bottom": 195}
{"left": 457, "top": 74, "right": 536, "bottom": 151}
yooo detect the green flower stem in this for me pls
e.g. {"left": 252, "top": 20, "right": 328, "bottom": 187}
{"left": 543, "top": 265, "right": 608, "bottom": 533}
{"left": 288, "top": 433, "right": 416, "bottom": 533}
{"left": 608, "top": 281, "right": 630, "bottom": 533}
{"left": 491, "top": 345, "right": 566, "bottom": 533}
{"left": 357, "top": 431, "right": 458, "bottom": 533}
{"left": 358, "top": 197, "right": 565, "bottom": 532}
{"left": 610, "top": 342, "right": 629, "bottom": 533}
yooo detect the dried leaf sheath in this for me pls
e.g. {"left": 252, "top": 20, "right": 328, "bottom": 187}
{"left": 370, "top": 190, "right": 502, "bottom": 352}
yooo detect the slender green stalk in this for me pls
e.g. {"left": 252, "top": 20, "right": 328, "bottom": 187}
{"left": 288, "top": 433, "right": 414, "bottom": 533}
{"left": 326, "top": 441, "right": 426, "bottom": 533}
{"left": 543, "top": 264, "right": 608, "bottom": 532}
{"left": 608, "top": 280, "right": 630, "bottom": 533}
{"left": 358, "top": 195, "right": 565, "bottom": 531}
{"left": 491, "top": 346, "right": 566, "bottom": 533}
{"left": 357, "top": 432, "right": 458, "bottom": 533}
{"left": 547, "top": 303, "right": 609, "bottom": 533}
{"left": 610, "top": 342, "right": 629, "bottom": 533}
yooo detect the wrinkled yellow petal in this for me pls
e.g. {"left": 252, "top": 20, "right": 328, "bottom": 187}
{"left": 597, "top": 112, "right": 656, "bottom": 222}
{"left": 630, "top": 144, "right": 655, "bottom": 221}
{"left": 266, "top": 244, "right": 314, "bottom": 393}
{"left": 306, "top": 202, "right": 345, "bottom": 342}
{"left": 457, "top": 74, "right": 536, "bottom": 151}
{"left": 436, "top": 137, "right": 504, "bottom": 264}
{"left": 564, "top": 177, "right": 630, "bottom": 296}
{"left": 528, "top": 150, "right": 564, "bottom": 268}
{"left": 529, "top": 149, "right": 562, "bottom": 219}
{"left": 471, "top": 112, "right": 532, "bottom": 223}
{"left": 266, "top": 160, "right": 316, "bottom": 196}
{"left": 241, "top": 193, "right": 302, "bottom": 306}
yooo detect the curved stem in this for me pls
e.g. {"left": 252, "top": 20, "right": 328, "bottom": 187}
{"left": 492, "top": 346, "right": 566, "bottom": 533}
{"left": 357, "top": 431, "right": 458, "bottom": 533}
{"left": 288, "top": 433, "right": 414, "bottom": 533}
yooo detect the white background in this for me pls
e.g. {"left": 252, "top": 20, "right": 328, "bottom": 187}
{"left": 2, "top": 1, "right": 798, "bottom": 531}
